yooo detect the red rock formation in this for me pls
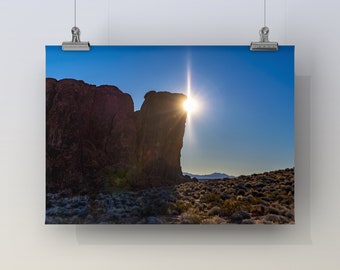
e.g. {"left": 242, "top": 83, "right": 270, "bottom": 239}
{"left": 46, "top": 78, "right": 136, "bottom": 195}
{"left": 46, "top": 79, "right": 188, "bottom": 194}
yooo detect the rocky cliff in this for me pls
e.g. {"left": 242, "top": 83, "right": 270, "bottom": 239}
{"left": 135, "top": 91, "right": 187, "bottom": 189}
{"left": 46, "top": 78, "right": 188, "bottom": 194}
{"left": 46, "top": 78, "right": 136, "bottom": 194}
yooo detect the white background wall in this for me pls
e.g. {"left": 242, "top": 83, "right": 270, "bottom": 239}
{"left": 0, "top": 0, "right": 339, "bottom": 269}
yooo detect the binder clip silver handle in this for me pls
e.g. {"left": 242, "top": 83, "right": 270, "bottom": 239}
{"left": 62, "top": 26, "right": 90, "bottom": 51}
{"left": 250, "top": 26, "right": 278, "bottom": 51}
{"left": 71, "top": 27, "right": 81, "bottom": 43}
{"left": 259, "top": 26, "right": 270, "bottom": 42}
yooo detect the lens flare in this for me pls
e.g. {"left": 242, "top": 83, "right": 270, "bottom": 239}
{"left": 183, "top": 97, "right": 197, "bottom": 113}
{"left": 183, "top": 67, "right": 199, "bottom": 117}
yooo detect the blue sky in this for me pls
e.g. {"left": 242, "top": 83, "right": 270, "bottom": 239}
{"left": 46, "top": 45, "right": 294, "bottom": 176}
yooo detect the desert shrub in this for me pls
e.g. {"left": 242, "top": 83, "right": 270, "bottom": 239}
{"left": 237, "top": 189, "right": 246, "bottom": 196}
{"left": 201, "top": 193, "right": 222, "bottom": 205}
{"left": 220, "top": 199, "right": 253, "bottom": 217}
{"left": 264, "top": 192, "right": 277, "bottom": 199}
{"left": 220, "top": 200, "right": 241, "bottom": 217}
{"left": 245, "top": 183, "right": 252, "bottom": 188}
{"left": 141, "top": 201, "right": 169, "bottom": 217}
{"left": 252, "top": 191, "right": 263, "bottom": 197}
{"left": 239, "top": 201, "right": 252, "bottom": 212}
{"left": 179, "top": 211, "right": 202, "bottom": 224}
{"left": 220, "top": 192, "right": 231, "bottom": 200}
{"left": 264, "top": 214, "right": 288, "bottom": 224}
{"left": 250, "top": 204, "right": 266, "bottom": 216}
{"left": 188, "top": 214, "right": 202, "bottom": 224}
{"left": 282, "top": 210, "right": 294, "bottom": 220}
{"left": 175, "top": 200, "right": 190, "bottom": 214}
{"left": 229, "top": 210, "right": 251, "bottom": 224}
{"left": 268, "top": 207, "right": 280, "bottom": 215}
{"left": 195, "top": 204, "right": 205, "bottom": 212}
{"left": 104, "top": 166, "right": 133, "bottom": 193}
{"left": 242, "top": 219, "right": 255, "bottom": 224}
{"left": 201, "top": 216, "right": 227, "bottom": 224}
{"left": 248, "top": 196, "right": 262, "bottom": 205}
{"left": 208, "top": 206, "right": 221, "bottom": 216}
{"left": 155, "top": 201, "right": 170, "bottom": 215}
{"left": 236, "top": 195, "right": 244, "bottom": 201}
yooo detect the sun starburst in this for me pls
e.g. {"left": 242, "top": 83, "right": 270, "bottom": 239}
{"left": 183, "top": 97, "right": 197, "bottom": 113}
{"left": 183, "top": 68, "right": 199, "bottom": 117}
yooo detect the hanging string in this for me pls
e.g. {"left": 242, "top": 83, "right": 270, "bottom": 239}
{"left": 74, "top": 0, "right": 77, "bottom": 27}
{"left": 108, "top": 0, "right": 111, "bottom": 44}
{"left": 264, "top": 0, "right": 267, "bottom": 27}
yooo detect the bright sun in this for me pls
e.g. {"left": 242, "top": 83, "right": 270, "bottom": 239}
{"left": 183, "top": 97, "right": 197, "bottom": 114}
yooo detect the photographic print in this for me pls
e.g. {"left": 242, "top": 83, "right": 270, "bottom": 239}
{"left": 46, "top": 46, "right": 294, "bottom": 224}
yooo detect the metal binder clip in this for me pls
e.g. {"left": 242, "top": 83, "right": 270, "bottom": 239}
{"left": 62, "top": 26, "right": 90, "bottom": 51}
{"left": 250, "top": 26, "right": 278, "bottom": 51}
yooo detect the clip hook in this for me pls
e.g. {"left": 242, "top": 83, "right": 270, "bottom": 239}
{"left": 250, "top": 26, "right": 278, "bottom": 51}
{"left": 71, "top": 27, "right": 81, "bottom": 43}
{"left": 62, "top": 26, "right": 90, "bottom": 51}
{"left": 259, "top": 26, "right": 270, "bottom": 42}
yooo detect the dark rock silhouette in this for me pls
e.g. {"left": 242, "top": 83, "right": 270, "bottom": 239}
{"left": 135, "top": 91, "right": 187, "bottom": 189}
{"left": 46, "top": 78, "right": 188, "bottom": 194}
{"left": 46, "top": 78, "right": 136, "bottom": 195}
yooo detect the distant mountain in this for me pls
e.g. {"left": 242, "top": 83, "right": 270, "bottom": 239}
{"left": 183, "top": 172, "right": 234, "bottom": 181}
